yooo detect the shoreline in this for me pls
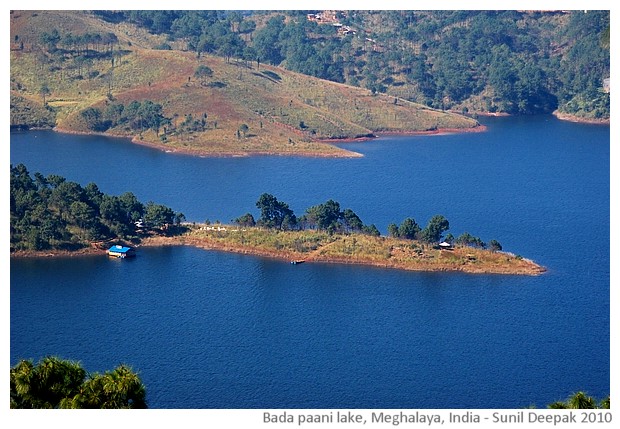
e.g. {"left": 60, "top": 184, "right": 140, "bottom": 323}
{"left": 374, "top": 124, "right": 487, "bottom": 138}
{"left": 50, "top": 124, "right": 488, "bottom": 158}
{"left": 552, "top": 111, "right": 610, "bottom": 125}
{"left": 468, "top": 111, "right": 511, "bottom": 117}
{"left": 52, "top": 126, "right": 364, "bottom": 158}
{"left": 10, "top": 246, "right": 104, "bottom": 258}
{"left": 11, "top": 232, "right": 545, "bottom": 276}
{"left": 138, "top": 235, "right": 547, "bottom": 276}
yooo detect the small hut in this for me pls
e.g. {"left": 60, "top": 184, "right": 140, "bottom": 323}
{"left": 106, "top": 245, "right": 136, "bottom": 258}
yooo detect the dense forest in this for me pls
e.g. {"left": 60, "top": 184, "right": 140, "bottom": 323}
{"left": 10, "top": 164, "right": 184, "bottom": 251}
{"left": 94, "top": 10, "right": 609, "bottom": 119}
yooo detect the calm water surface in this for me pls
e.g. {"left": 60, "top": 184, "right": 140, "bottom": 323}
{"left": 10, "top": 115, "right": 610, "bottom": 408}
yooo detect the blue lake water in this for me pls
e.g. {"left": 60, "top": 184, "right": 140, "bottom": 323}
{"left": 9, "top": 115, "right": 610, "bottom": 408}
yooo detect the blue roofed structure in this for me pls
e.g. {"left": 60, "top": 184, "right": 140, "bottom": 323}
{"left": 107, "top": 245, "right": 136, "bottom": 258}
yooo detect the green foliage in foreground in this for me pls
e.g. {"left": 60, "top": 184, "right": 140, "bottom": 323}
{"left": 546, "top": 391, "right": 610, "bottom": 409}
{"left": 10, "top": 356, "right": 147, "bottom": 409}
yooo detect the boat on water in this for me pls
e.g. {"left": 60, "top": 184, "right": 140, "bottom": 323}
{"left": 290, "top": 260, "right": 305, "bottom": 265}
{"left": 107, "top": 245, "right": 136, "bottom": 258}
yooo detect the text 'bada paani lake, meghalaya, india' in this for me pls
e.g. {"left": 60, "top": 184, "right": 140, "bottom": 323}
{"left": 9, "top": 9, "right": 609, "bottom": 411}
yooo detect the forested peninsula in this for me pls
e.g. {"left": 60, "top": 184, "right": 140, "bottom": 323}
{"left": 10, "top": 164, "right": 186, "bottom": 254}
{"left": 10, "top": 165, "right": 545, "bottom": 275}
{"left": 10, "top": 10, "right": 609, "bottom": 157}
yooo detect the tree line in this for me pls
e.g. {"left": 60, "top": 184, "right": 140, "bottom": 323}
{"left": 80, "top": 97, "right": 217, "bottom": 139}
{"left": 234, "top": 193, "right": 379, "bottom": 236}
{"left": 234, "top": 193, "right": 501, "bottom": 250}
{"left": 40, "top": 29, "right": 119, "bottom": 54}
{"left": 81, "top": 99, "right": 169, "bottom": 135}
{"left": 91, "top": 10, "right": 609, "bottom": 120}
{"left": 10, "top": 164, "right": 184, "bottom": 251}
{"left": 387, "top": 218, "right": 502, "bottom": 251}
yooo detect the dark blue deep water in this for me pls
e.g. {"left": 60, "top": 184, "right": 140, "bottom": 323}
{"left": 10, "top": 115, "right": 610, "bottom": 409}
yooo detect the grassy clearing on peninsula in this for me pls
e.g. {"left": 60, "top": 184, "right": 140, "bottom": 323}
{"left": 166, "top": 225, "right": 545, "bottom": 275}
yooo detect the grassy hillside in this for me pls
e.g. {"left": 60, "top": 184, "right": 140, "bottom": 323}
{"left": 10, "top": 10, "right": 481, "bottom": 157}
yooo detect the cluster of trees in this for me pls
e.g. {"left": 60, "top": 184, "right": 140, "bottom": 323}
{"left": 176, "top": 113, "right": 209, "bottom": 134}
{"left": 97, "top": 10, "right": 608, "bottom": 119}
{"left": 104, "top": 11, "right": 253, "bottom": 63}
{"left": 34, "top": 29, "right": 125, "bottom": 83}
{"left": 40, "top": 29, "right": 119, "bottom": 54}
{"left": 10, "top": 164, "right": 184, "bottom": 251}
{"left": 252, "top": 15, "right": 347, "bottom": 83}
{"left": 81, "top": 96, "right": 215, "bottom": 138}
{"left": 236, "top": 194, "right": 501, "bottom": 248}
{"left": 81, "top": 99, "right": 169, "bottom": 134}
{"left": 234, "top": 193, "right": 380, "bottom": 236}
{"left": 387, "top": 216, "right": 504, "bottom": 249}
{"left": 10, "top": 356, "right": 146, "bottom": 409}
{"left": 387, "top": 216, "right": 450, "bottom": 243}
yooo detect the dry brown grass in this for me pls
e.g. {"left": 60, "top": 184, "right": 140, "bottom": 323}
{"left": 141, "top": 226, "right": 546, "bottom": 276}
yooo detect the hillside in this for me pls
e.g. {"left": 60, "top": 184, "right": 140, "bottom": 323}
{"left": 61, "top": 10, "right": 608, "bottom": 121}
{"left": 330, "top": 10, "right": 610, "bottom": 120}
{"left": 10, "top": 10, "right": 481, "bottom": 158}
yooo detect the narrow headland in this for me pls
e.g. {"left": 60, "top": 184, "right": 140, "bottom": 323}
{"left": 137, "top": 225, "right": 545, "bottom": 276}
